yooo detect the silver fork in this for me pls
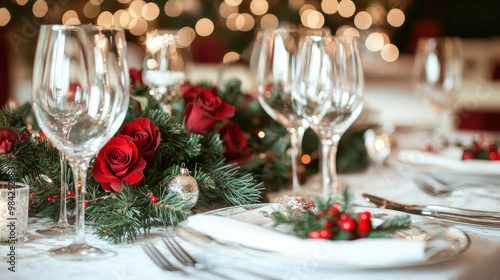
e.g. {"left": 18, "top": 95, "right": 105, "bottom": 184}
{"left": 141, "top": 243, "right": 187, "bottom": 274}
{"left": 162, "top": 236, "right": 235, "bottom": 280}
{"left": 414, "top": 175, "right": 500, "bottom": 199}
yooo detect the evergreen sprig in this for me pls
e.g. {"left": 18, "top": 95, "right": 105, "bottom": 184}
{"left": 271, "top": 187, "right": 411, "bottom": 241}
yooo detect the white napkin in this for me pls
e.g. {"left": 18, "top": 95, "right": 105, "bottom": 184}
{"left": 185, "top": 213, "right": 430, "bottom": 266}
{"left": 397, "top": 148, "right": 500, "bottom": 174}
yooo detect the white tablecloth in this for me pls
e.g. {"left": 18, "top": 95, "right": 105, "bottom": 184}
{"left": 2, "top": 130, "right": 500, "bottom": 280}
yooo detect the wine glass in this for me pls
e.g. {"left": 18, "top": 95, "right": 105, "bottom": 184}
{"left": 143, "top": 29, "right": 190, "bottom": 114}
{"left": 32, "top": 25, "right": 130, "bottom": 260}
{"left": 413, "top": 37, "right": 463, "bottom": 149}
{"left": 256, "top": 27, "right": 329, "bottom": 194}
{"left": 294, "top": 35, "right": 364, "bottom": 196}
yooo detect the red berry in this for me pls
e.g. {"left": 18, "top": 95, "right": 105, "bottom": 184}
{"left": 47, "top": 196, "right": 52, "bottom": 201}
{"left": 308, "top": 230, "right": 321, "bottom": 239}
{"left": 339, "top": 213, "right": 351, "bottom": 221}
{"left": 323, "top": 220, "right": 333, "bottom": 229}
{"left": 357, "top": 211, "right": 371, "bottom": 221}
{"left": 462, "top": 150, "right": 475, "bottom": 160}
{"left": 151, "top": 197, "right": 158, "bottom": 203}
{"left": 357, "top": 221, "right": 372, "bottom": 237}
{"left": 83, "top": 201, "right": 88, "bottom": 207}
{"left": 148, "top": 192, "right": 154, "bottom": 198}
{"left": 30, "top": 193, "right": 35, "bottom": 199}
{"left": 326, "top": 207, "right": 339, "bottom": 217}
{"left": 319, "top": 229, "right": 332, "bottom": 239}
{"left": 488, "top": 151, "right": 500, "bottom": 161}
{"left": 332, "top": 204, "right": 341, "bottom": 211}
{"left": 53, "top": 195, "right": 59, "bottom": 200}
{"left": 340, "top": 219, "right": 355, "bottom": 231}
{"left": 20, "top": 132, "right": 28, "bottom": 140}
{"left": 67, "top": 190, "right": 74, "bottom": 196}
{"left": 29, "top": 206, "right": 33, "bottom": 211}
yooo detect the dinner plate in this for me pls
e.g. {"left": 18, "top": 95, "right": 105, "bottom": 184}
{"left": 176, "top": 203, "right": 470, "bottom": 269}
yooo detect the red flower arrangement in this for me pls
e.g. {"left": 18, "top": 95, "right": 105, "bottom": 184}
{"left": 91, "top": 118, "right": 160, "bottom": 192}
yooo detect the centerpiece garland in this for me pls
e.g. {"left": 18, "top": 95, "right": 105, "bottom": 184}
{"left": 0, "top": 69, "right": 369, "bottom": 244}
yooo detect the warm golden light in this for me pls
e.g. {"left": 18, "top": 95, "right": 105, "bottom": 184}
{"left": 387, "top": 8, "right": 405, "bottom": 27}
{"left": 236, "top": 13, "right": 254, "bottom": 32}
{"left": 117, "top": 0, "right": 132, "bottom": 3}
{"left": 299, "top": 4, "right": 316, "bottom": 15}
{"left": 381, "top": 44, "right": 399, "bottom": 62}
{"left": 365, "top": 32, "right": 384, "bottom": 51}
{"left": 129, "top": 17, "right": 148, "bottom": 35}
{"left": 16, "top": 0, "right": 29, "bottom": 5}
{"left": 301, "top": 154, "right": 311, "bottom": 164}
{"left": 338, "top": 0, "right": 355, "bottom": 18}
{"left": 226, "top": 13, "right": 239, "bottom": 31}
{"left": 306, "top": 10, "right": 325, "bottom": 28}
{"left": 250, "top": 0, "right": 268, "bottom": 16}
{"left": 354, "top": 11, "right": 372, "bottom": 30}
{"left": 225, "top": 0, "right": 242, "bottom": 7}
{"left": 113, "top": 10, "right": 130, "bottom": 28}
{"left": 177, "top": 26, "right": 196, "bottom": 47}
{"left": 97, "top": 11, "right": 113, "bottom": 25}
{"left": 196, "top": 18, "right": 214, "bottom": 36}
{"left": 223, "top": 51, "right": 240, "bottom": 63}
{"left": 0, "top": 8, "right": 11, "bottom": 26}
{"left": 142, "top": 2, "right": 160, "bottom": 21}
{"left": 219, "top": 2, "right": 238, "bottom": 18}
{"left": 128, "top": 0, "right": 146, "bottom": 18}
{"left": 164, "top": 0, "right": 183, "bottom": 17}
{"left": 321, "top": 0, "right": 338, "bottom": 14}
{"left": 289, "top": 0, "right": 305, "bottom": 11}
{"left": 260, "top": 13, "right": 278, "bottom": 29}
{"left": 33, "top": 0, "right": 48, "bottom": 18}
{"left": 62, "top": 10, "right": 78, "bottom": 25}
{"left": 84, "top": 2, "right": 100, "bottom": 18}
{"left": 258, "top": 131, "right": 266, "bottom": 138}
{"left": 90, "top": 0, "right": 104, "bottom": 5}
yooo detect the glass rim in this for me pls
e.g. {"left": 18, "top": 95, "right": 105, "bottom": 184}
{"left": 0, "top": 181, "right": 29, "bottom": 190}
{"left": 40, "top": 24, "right": 126, "bottom": 32}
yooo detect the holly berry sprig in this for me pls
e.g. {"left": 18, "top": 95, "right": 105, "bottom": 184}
{"left": 271, "top": 187, "right": 411, "bottom": 241}
{"left": 460, "top": 135, "right": 500, "bottom": 161}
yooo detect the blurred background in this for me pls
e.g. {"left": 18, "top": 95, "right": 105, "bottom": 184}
{"left": 1, "top": 0, "right": 500, "bottom": 130}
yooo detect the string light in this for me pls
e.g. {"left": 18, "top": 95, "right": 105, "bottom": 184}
{"left": 177, "top": 27, "right": 196, "bottom": 48}
{"left": 33, "top": 0, "right": 48, "bottom": 18}
{"left": 381, "top": 44, "right": 399, "bottom": 62}
{"left": 354, "top": 11, "right": 372, "bottom": 30}
{"left": 195, "top": 18, "right": 214, "bottom": 36}
{"left": 128, "top": 0, "right": 146, "bottom": 18}
{"left": 250, "top": 0, "right": 268, "bottom": 16}
{"left": 301, "top": 154, "right": 311, "bottom": 164}
{"left": 321, "top": 0, "right": 338, "bottom": 14}
{"left": 260, "top": 13, "right": 278, "bottom": 29}
{"left": 365, "top": 32, "right": 384, "bottom": 51}
{"left": 97, "top": 11, "right": 113, "bottom": 25}
{"left": 387, "top": 8, "right": 405, "bottom": 27}
{"left": 129, "top": 17, "right": 148, "bottom": 35}
{"left": 0, "top": 8, "right": 10, "bottom": 26}
{"left": 164, "top": 0, "right": 183, "bottom": 17}
{"left": 223, "top": 51, "right": 240, "bottom": 63}
{"left": 62, "top": 10, "right": 79, "bottom": 25}
{"left": 226, "top": 13, "right": 239, "bottom": 31}
{"left": 142, "top": 2, "right": 160, "bottom": 21}
{"left": 257, "top": 131, "right": 266, "bottom": 138}
{"left": 288, "top": 0, "right": 305, "bottom": 11}
{"left": 338, "top": 0, "right": 355, "bottom": 18}
{"left": 235, "top": 13, "right": 254, "bottom": 32}
{"left": 219, "top": 2, "right": 238, "bottom": 18}
{"left": 16, "top": 0, "right": 29, "bottom": 5}
{"left": 225, "top": 0, "right": 242, "bottom": 7}
{"left": 84, "top": 2, "right": 100, "bottom": 19}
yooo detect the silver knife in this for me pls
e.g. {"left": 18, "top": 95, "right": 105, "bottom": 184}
{"left": 362, "top": 193, "right": 500, "bottom": 227}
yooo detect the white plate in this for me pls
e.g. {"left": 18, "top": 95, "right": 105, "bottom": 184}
{"left": 176, "top": 203, "right": 470, "bottom": 269}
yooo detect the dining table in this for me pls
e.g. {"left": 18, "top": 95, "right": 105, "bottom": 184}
{"left": 3, "top": 77, "right": 500, "bottom": 280}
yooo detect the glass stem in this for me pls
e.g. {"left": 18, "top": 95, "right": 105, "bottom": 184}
{"left": 288, "top": 128, "right": 302, "bottom": 194}
{"left": 320, "top": 136, "right": 340, "bottom": 197}
{"left": 296, "top": 126, "right": 306, "bottom": 184}
{"left": 56, "top": 151, "right": 69, "bottom": 228}
{"left": 71, "top": 161, "right": 88, "bottom": 245}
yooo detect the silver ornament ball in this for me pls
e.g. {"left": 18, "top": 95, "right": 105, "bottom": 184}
{"left": 166, "top": 164, "right": 199, "bottom": 209}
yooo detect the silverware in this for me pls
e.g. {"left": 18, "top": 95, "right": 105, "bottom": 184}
{"left": 414, "top": 174, "right": 500, "bottom": 198}
{"left": 142, "top": 243, "right": 187, "bottom": 274}
{"left": 362, "top": 193, "right": 500, "bottom": 228}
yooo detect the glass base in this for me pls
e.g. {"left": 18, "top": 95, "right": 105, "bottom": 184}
{"left": 48, "top": 243, "right": 116, "bottom": 261}
{"left": 36, "top": 225, "right": 75, "bottom": 236}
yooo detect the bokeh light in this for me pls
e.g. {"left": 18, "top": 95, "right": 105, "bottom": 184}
{"left": 16, "top": 0, "right": 29, "bottom": 5}
{"left": 365, "top": 32, "right": 384, "bottom": 51}
{"left": 219, "top": 2, "right": 238, "bottom": 18}
{"left": 0, "top": 8, "right": 11, "bottom": 26}
{"left": 142, "top": 2, "right": 160, "bottom": 21}
{"left": 250, "top": 0, "right": 268, "bottom": 16}
{"left": 196, "top": 18, "right": 214, "bottom": 36}
{"left": 381, "top": 44, "right": 399, "bottom": 62}
{"left": 225, "top": 0, "right": 242, "bottom": 7}
{"left": 97, "top": 11, "right": 113, "bottom": 25}
{"left": 354, "top": 11, "right": 372, "bottom": 30}
{"left": 84, "top": 2, "right": 100, "bottom": 19}
{"left": 223, "top": 51, "right": 240, "bottom": 63}
{"left": 128, "top": 0, "right": 146, "bottom": 18}
{"left": 289, "top": 0, "right": 305, "bottom": 11}
{"left": 236, "top": 13, "right": 255, "bottom": 32}
{"left": 387, "top": 8, "right": 405, "bottom": 27}
{"left": 177, "top": 27, "right": 196, "bottom": 48}
{"left": 321, "top": 0, "right": 338, "bottom": 14}
{"left": 338, "top": 0, "right": 355, "bottom": 18}
{"left": 164, "top": 0, "right": 183, "bottom": 17}
{"left": 260, "top": 14, "right": 279, "bottom": 29}
{"left": 129, "top": 17, "right": 148, "bottom": 35}
{"left": 33, "top": 0, "right": 48, "bottom": 18}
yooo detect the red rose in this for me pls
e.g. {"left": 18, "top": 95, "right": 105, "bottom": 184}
{"left": 180, "top": 82, "right": 218, "bottom": 103}
{"left": 91, "top": 135, "right": 147, "bottom": 192}
{"left": 119, "top": 118, "right": 161, "bottom": 165}
{"left": 183, "top": 91, "right": 235, "bottom": 134}
{"left": 219, "top": 123, "right": 251, "bottom": 164}
{"left": 129, "top": 68, "right": 143, "bottom": 85}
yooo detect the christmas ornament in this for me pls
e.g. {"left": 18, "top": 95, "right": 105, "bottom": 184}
{"left": 165, "top": 163, "right": 199, "bottom": 209}
{"left": 0, "top": 127, "right": 18, "bottom": 155}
